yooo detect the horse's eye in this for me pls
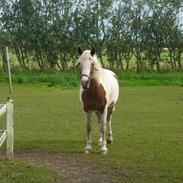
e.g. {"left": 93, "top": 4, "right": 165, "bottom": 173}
{"left": 75, "top": 62, "right": 80, "bottom": 68}
{"left": 92, "top": 63, "right": 94, "bottom": 66}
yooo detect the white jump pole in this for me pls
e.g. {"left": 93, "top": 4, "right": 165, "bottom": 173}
{"left": 4, "top": 46, "right": 14, "bottom": 159}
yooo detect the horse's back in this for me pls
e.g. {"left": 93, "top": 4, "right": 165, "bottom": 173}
{"left": 102, "top": 69, "right": 119, "bottom": 105}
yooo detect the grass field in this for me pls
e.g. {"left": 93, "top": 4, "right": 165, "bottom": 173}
{"left": 0, "top": 84, "right": 183, "bottom": 182}
{"left": 0, "top": 159, "right": 57, "bottom": 183}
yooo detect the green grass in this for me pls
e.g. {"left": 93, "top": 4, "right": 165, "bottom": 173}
{"left": 0, "top": 84, "right": 183, "bottom": 182}
{"left": 116, "top": 70, "right": 183, "bottom": 87}
{"left": 0, "top": 70, "right": 183, "bottom": 87}
{"left": 0, "top": 159, "right": 57, "bottom": 183}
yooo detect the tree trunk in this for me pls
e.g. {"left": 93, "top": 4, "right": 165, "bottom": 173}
{"left": 19, "top": 47, "right": 26, "bottom": 69}
{"left": 56, "top": 61, "right": 63, "bottom": 71}
{"left": 39, "top": 51, "right": 45, "bottom": 70}
{"left": 173, "top": 50, "right": 177, "bottom": 69}
{"left": 118, "top": 53, "right": 124, "bottom": 70}
{"left": 1, "top": 48, "right": 7, "bottom": 72}
{"left": 168, "top": 48, "right": 175, "bottom": 69}
{"left": 155, "top": 49, "right": 161, "bottom": 73}
{"left": 177, "top": 49, "right": 182, "bottom": 70}
{"left": 13, "top": 47, "right": 24, "bottom": 69}
{"left": 134, "top": 47, "right": 142, "bottom": 73}
{"left": 36, "top": 55, "right": 42, "bottom": 69}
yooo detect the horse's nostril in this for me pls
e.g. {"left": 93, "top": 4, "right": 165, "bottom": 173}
{"left": 82, "top": 80, "right": 90, "bottom": 89}
{"left": 84, "top": 80, "right": 89, "bottom": 85}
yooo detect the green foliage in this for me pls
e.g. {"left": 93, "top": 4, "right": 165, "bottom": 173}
{"left": 0, "top": 159, "right": 57, "bottom": 183}
{"left": 0, "top": 70, "right": 183, "bottom": 87}
{"left": 0, "top": 0, "right": 182, "bottom": 71}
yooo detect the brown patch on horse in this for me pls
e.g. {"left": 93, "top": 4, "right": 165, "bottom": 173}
{"left": 108, "top": 101, "right": 115, "bottom": 109}
{"left": 107, "top": 101, "right": 116, "bottom": 121}
{"left": 82, "top": 79, "right": 107, "bottom": 113}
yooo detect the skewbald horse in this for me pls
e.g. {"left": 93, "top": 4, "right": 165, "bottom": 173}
{"left": 76, "top": 47, "right": 119, "bottom": 154}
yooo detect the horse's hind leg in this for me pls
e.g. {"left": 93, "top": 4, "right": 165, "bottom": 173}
{"left": 107, "top": 106, "right": 115, "bottom": 144}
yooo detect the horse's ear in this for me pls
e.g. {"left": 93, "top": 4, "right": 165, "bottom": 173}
{"left": 78, "top": 47, "right": 83, "bottom": 55}
{"left": 90, "top": 47, "right": 96, "bottom": 56}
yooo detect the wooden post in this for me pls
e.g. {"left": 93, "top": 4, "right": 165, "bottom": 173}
{"left": 5, "top": 47, "right": 12, "bottom": 96}
{"left": 6, "top": 99, "right": 14, "bottom": 159}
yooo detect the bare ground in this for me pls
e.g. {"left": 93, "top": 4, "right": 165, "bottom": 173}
{"left": 1, "top": 150, "right": 127, "bottom": 183}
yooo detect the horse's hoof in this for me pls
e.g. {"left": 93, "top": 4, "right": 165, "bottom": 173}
{"left": 85, "top": 150, "right": 91, "bottom": 154}
{"left": 101, "top": 149, "right": 108, "bottom": 155}
{"left": 107, "top": 139, "right": 113, "bottom": 144}
{"left": 84, "top": 147, "right": 92, "bottom": 154}
{"left": 101, "top": 146, "right": 108, "bottom": 154}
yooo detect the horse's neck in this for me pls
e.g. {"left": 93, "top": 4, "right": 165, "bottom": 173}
{"left": 91, "top": 61, "right": 102, "bottom": 83}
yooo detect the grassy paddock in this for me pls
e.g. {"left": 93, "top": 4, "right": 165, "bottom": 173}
{"left": 0, "top": 84, "right": 183, "bottom": 182}
{"left": 0, "top": 159, "right": 57, "bottom": 183}
{"left": 0, "top": 70, "right": 183, "bottom": 87}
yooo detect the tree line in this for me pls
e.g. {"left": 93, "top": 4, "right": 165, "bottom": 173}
{"left": 0, "top": 0, "right": 183, "bottom": 72}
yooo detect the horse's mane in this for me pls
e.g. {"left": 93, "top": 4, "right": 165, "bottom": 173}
{"left": 89, "top": 52, "right": 102, "bottom": 82}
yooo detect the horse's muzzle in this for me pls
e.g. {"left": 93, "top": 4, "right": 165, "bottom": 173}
{"left": 82, "top": 80, "right": 90, "bottom": 89}
{"left": 81, "top": 74, "right": 90, "bottom": 89}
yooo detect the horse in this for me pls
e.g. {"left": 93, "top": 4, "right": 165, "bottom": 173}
{"left": 75, "top": 47, "right": 119, "bottom": 154}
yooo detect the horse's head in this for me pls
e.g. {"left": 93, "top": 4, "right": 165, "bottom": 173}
{"left": 75, "top": 47, "right": 97, "bottom": 89}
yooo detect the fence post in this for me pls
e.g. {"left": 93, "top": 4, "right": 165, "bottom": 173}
{"left": 5, "top": 46, "right": 12, "bottom": 96}
{"left": 6, "top": 99, "right": 14, "bottom": 159}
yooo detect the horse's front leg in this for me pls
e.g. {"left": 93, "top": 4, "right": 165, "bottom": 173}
{"left": 95, "top": 112, "right": 103, "bottom": 146}
{"left": 100, "top": 108, "right": 108, "bottom": 154}
{"left": 84, "top": 112, "right": 92, "bottom": 154}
